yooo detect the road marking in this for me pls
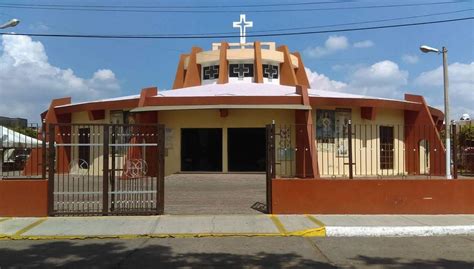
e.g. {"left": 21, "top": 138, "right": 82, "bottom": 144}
{"left": 13, "top": 218, "right": 47, "bottom": 236}
{"left": 269, "top": 215, "right": 288, "bottom": 234}
{"left": 306, "top": 215, "right": 326, "bottom": 228}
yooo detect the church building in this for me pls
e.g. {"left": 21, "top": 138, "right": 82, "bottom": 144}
{"left": 37, "top": 15, "right": 446, "bottom": 179}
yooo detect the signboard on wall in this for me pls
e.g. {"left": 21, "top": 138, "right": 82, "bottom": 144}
{"left": 316, "top": 109, "right": 335, "bottom": 143}
{"left": 335, "top": 108, "right": 352, "bottom": 157}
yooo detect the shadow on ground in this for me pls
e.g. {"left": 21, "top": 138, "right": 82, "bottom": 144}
{"left": 2, "top": 239, "right": 473, "bottom": 269}
{"left": 0, "top": 240, "right": 334, "bottom": 269}
{"left": 352, "top": 255, "right": 474, "bottom": 269}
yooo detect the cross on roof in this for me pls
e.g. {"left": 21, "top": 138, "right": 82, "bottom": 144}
{"left": 233, "top": 14, "right": 253, "bottom": 45}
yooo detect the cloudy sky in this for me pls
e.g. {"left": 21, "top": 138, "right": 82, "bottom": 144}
{"left": 0, "top": 0, "right": 473, "bottom": 122}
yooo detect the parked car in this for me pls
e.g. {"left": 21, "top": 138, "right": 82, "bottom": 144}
{"left": 2, "top": 148, "right": 31, "bottom": 171}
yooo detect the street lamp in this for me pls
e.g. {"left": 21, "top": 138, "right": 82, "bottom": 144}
{"left": 420, "top": 44, "right": 451, "bottom": 179}
{"left": 0, "top": 18, "right": 20, "bottom": 178}
{"left": 0, "top": 18, "right": 20, "bottom": 29}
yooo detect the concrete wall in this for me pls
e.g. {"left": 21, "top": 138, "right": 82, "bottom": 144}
{"left": 0, "top": 179, "right": 48, "bottom": 217}
{"left": 272, "top": 179, "right": 474, "bottom": 214}
{"left": 158, "top": 109, "right": 294, "bottom": 176}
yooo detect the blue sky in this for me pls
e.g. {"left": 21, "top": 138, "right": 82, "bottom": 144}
{"left": 0, "top": 0, "right": 473, "bottom": 122}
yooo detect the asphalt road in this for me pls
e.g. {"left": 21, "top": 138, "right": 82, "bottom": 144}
{"left": 1, "top": 236, "right": 473, "bottom": 268}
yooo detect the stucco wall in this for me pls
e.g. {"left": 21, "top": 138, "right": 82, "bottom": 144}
{"left": 272, "top": 179, "right": 474, "bottom": 214}
{"left": 68, "top": 106, "right": 407, "bottom": 178}
{"left": 0, "top": 180, "right": 48, "bottom": 217}
{"left": 158, "top": 109, "right": 294, "bottom": 176}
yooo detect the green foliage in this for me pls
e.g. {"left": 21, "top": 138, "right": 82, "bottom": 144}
{"left": 459, "top": 125, "right": 474, "bottom": 145}
{"left": 10, "top": 126, "right": 38, "bottom": 138}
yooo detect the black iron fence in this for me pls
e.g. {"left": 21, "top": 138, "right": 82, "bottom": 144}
{"left": 453, "top": 121, "right": 474, "bottom": 177}
{"left": 46, "top": 123, "right": 165, "bottom": 216}
{"left": 270, "top": 122, "right": 461, "bottom": 179}
{"left": 0, "top": 123, "right": 43, "bottom": 179}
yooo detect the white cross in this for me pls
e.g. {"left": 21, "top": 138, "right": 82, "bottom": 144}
{"left": 233, "top": 14, "right": 253, "bottom": 45}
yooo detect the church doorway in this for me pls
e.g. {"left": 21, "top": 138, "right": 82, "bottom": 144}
{"left": 228, "top": 128, "right": 266, "bottom": 172}
{"left": 181, "top": 128, "right": 223, "bottom": 172}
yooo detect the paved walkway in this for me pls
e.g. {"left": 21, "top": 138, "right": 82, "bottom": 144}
{"left": 165, "top": 173, "right": 266, "bottom": 215}
{"left": 1, "top": 215, "right": 473, "bottom": 240}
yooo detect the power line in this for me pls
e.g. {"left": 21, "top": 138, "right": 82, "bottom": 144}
{"left": 0, "top": 0, "right": 351, "bottom": 9}
{"left": 0, "top": 1, "right": 468, "bottom": 13}
{"left": 149, "top": 9, "right": 473, "bottom": 36}
{"left": 1, "top": 17, "right": 472, "bottom": 39}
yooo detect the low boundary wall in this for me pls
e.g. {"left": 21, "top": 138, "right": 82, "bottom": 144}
{"left": 272, "top": 179, "right": 474, "bottom": 214}
{"left": 0, "top": 179, "right": 48, "bottom": 217}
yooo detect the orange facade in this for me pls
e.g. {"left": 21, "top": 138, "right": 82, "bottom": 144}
{"left": 0, "top": 180, "right": 48, "bottom": 217}
{"left": 272, "top": 179, "right": 474, "bottom": 214}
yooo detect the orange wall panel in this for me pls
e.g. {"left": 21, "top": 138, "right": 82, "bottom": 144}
{"left": 272, "top": 179, "right": 474, "bottom": 214}
{"left": 0, "top": 180, "right": 48, "bottom": 217}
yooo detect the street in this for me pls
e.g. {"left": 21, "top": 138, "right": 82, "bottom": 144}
{"left": 1, "top": 236, "right": 473, "bottom": 268}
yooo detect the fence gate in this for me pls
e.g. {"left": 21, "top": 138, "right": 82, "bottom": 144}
{"left": 265, "top": 124, "right": 275, "bottom": 214}
{"left": 47, "top": 123, "right": 165, "bottom": 216}
{"left": 453, "top": 122, "right": 474, "bottom": 177}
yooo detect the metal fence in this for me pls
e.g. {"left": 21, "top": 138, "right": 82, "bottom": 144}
{"left": 47, "top": 123, "right": 165, "bottom": 216}
{"left": 0, "top": 123, "right": 43, "bottom": 179}
{"left": 271, "top": 122, "right": 454, "bottom": 179}
{"left": 453, "top": 121, "right": 474, "bottom": 177}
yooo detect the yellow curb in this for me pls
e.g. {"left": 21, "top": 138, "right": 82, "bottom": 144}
{"left": 269, "top": 215, "right": 288, "bottom": 234}
{"left": 0, "top": 217, "right": 12, "bottom": 223}
{"left": 0, "top": 228, "right": 327, "bottom": 241}
{"left": 288, "top": 227, "right": 326, "bottom": 237}
{"left": 0, "top": 215, "right": 327, "bottom": 240}
{"left": 13, "top": 218, "right": 48, "bottom": 237}
{"left": 305, "top": 215, "right": 326, "bottom": 228}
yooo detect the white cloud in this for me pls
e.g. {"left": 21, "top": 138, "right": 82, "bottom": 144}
{"left": 306, "top": 61, "right": 408, "bottom": 99}
{"left": 346, "top": 60, "right": 408, "bottom": 98}
{"left": 353, "top": 40, "right": 374, "bottom": 48}
{"left": 414, "top": 62, "right": 474, "bottom": 119}
{"left": 305, "top": 60, "right": 473, "bottom": 120}
{"left": 0, "top": 35, "right": 121, "bottom": 122}
{"left": 304, "top": 35, "right": 349, "bottom": 58}
{"left": 402, "top": 54, "right": 419, "bottom": 64}
{"left": 325, "top": 35, "right": 349, "bottom": 51}
{"left": 305, "top": 67, "right": 347, "bottom": 91}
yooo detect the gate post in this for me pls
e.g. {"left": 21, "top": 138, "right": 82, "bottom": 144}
{"left": 452, "top": 122, "right": 458, "bottom": 179}
{"left": 102, "top": 126, "right": 109, "bottom": 215}
{"left": 348, "top": 120, "right": 354, "bottom": 179}
{"left": 110, "top": 125, "right": 116, "bottom": 211}
{"left": 266, "top": 124, "right": 275, "bottom": 214}
{"left": 47, "top": 124, "right": 55, "bottom": 216}
{"left": 41, "top": 119, "right": 47, "bottom": 180}
{"left": 157, "top": 124, "right": 165, "bottom": 214}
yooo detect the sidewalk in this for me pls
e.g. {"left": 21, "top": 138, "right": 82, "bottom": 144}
{"left": 1, "top": 214, "right": 473, "bottom": 240}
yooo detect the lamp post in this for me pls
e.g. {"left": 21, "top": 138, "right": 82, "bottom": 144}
{"left": 420, "top": 45, "right": 452, "bottom": 179}
{"left": 0, "top": 18, "right": 20, "bottom": 29}
{"left": 0, "top": 18, "right": 20, "bottom": 178}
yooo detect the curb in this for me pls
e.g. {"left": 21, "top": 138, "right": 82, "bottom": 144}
{"left": 325, "top": 225, "right": 474, "bottom": 237}
{"left": 0, "top": 227, "right": 326, "bottom": 241}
